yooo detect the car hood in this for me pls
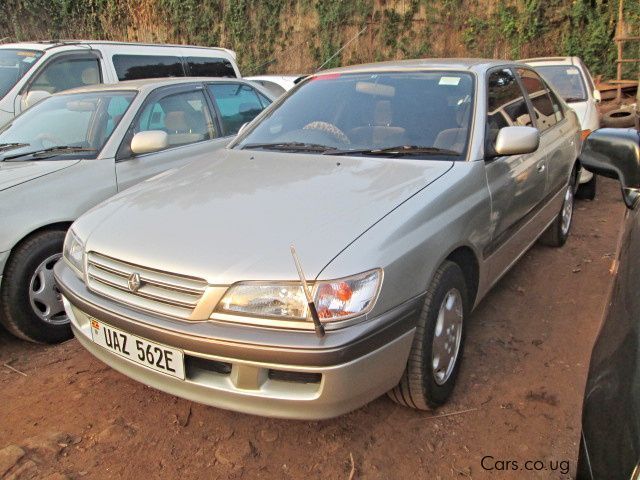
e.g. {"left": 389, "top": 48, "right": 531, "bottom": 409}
{"left": 0, "top": 159, "right": 79, "bottom": 192}
{"left": 80, "top": 149, "right": 453, "bottom": 283}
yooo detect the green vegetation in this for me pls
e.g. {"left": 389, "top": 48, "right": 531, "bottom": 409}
{"left": 0, "top": 0, "right": 637, "bottom": 78}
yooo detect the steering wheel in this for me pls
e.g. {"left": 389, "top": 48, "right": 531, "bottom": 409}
{"left": 302, "top": 121, "right": 350, "bottom": 145}
{"left": 36, "top": 132, "right": 65, "bottom": 149}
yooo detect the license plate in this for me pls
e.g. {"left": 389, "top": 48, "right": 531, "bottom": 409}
{"left": 90, "top": 319, "right": 185, "bottom": 380}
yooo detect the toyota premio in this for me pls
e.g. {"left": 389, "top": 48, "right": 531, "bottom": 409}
{"left": 54, "top": 59, "right": 580, "bottom": 419}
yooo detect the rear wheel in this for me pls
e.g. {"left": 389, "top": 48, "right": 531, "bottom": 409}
{"left": 540, "top": 168, "right": 577, "bottom": 248}
{"left": 0, "top": 230, "right": 71, "bottom": 343}
{"left": 388, "top": 261, "right": 468, "bottom": 409}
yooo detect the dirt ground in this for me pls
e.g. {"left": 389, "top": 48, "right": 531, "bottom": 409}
{"left": 0, "top": 178, "right": 626, "bottom": 480}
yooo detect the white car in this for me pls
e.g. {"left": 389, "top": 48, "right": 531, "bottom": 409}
{"left": 522, "top": 57, "right": 601, "bottom": 199}
{"left": 244, "top": 75, "right": 305, "bottom": 97}
{"left": 0, "top": 40, "right": 240, "bottom": 127}
{"left": 0, "top": 77, "right": 272, "bottom": 343}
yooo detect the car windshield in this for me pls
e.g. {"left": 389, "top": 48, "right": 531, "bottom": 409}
{"left": 235, "top": 71, "right": 474, "bottom": 160}
{"left": 0, "top": 90, "right": 136, "bottom": 161}
{"left": 534, "top": 65, "right": 587, "bottom": 102}
{"left": 0, "top": 49, "right": 44, "bottom": 100}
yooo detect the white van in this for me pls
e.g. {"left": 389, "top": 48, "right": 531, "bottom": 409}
{"left": 0, "top": 41, "right": 240, "bottom": 126}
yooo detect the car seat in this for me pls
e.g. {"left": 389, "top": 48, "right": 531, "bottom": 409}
{"left": 163, "top": 111, "right": 204, "bottom": 146}
{"left": 349, "top": 100, "right": 406, "bottom": 147}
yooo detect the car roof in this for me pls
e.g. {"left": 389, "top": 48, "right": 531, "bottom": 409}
{"left": 319, "top": 58, "right": 521, "bottom": 75}
{"left": 245, "top": 75, "right": 305, "bottom": 81}
{"left": 519, "top": 56, "right": 577, "bottom": 66}
{"left": 0, "top": 40, "right": 234, "bottom": 55}
{"left": 57, "top": 77, "right": 255, "bottom": 96}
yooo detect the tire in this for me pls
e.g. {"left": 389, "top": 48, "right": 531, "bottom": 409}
{"left": 539, "top": 168, "right": 577, "bottom": 248}
{"left": 388, "top": 260, "right": 468, "bottom": 409}
{"left": 0, "top": 230, "right": 71, "bottom": 343}
{"left": 576, "top": 173, "right": 597, "bottom": 200}
{"left": 602, "top": 108, "right": 635, "bottom": 128}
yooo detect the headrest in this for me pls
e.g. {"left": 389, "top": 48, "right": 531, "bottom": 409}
{"left": 81, "top": 67, "right": 100, "bottom": 85}
{"left": 164, "top": 111, "right": 189, "bottom": 132}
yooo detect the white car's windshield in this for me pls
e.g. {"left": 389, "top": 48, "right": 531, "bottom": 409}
{"left": 0, "top": 91, "right": 136, "bottom": 161}
{"left": 236, "top": 71, "right": 474, "bottom": 160}
{"left": 0, "top": 49, "right": 43, "bottom": 100}
{"left": 535, "top": 65, "right": 587, "bottom": 103}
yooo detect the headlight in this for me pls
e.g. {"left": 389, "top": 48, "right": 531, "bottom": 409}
{"left": 216, "top": 269, "right": 382, "bottom": 323}
{"left": 63, "top": 229, "right": 85, "bottom": 275}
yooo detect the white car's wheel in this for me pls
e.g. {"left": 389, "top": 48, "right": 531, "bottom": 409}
{"left": 0, "top": 230, "right": 71, "bottom": 343}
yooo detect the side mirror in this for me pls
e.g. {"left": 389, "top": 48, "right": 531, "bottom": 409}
{"left": 237, "top": 122, "right": 249, "bottom": 136}
{"left": 21, "top": 90, "right": 51, "bottom": 110}
{"left": 593, "top": 89, "right": 602, "bottom": 103}
{"left": 494, "top": 126, "right": 540, "bottom": 156}
{"left": 130, "top": 131, "right": 169, "bottom": 155}
{"left": 581, "top": 128, "right": 640, "bottom": 209}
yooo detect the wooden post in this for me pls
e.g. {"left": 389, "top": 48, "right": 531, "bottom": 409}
{"left": 616, "top": 0, "right": 624, "bottom": 103}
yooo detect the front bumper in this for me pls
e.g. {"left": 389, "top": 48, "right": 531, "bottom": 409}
{"left": 55, "top": 261, "right": 419, "bottom": 419}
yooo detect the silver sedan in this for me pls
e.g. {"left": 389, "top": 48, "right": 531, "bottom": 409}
{"left": 55, "top": 59, "right": 580, "bottom": 419}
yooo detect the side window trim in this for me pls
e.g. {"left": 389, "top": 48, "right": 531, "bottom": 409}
{"left": 116, "top": 83, "right": 213, "bottom": 161}
{"left": 19, "top": 50, "right": 103, "bottom": 95}
{"left": 199, "top": 82, "right": 225, "bottom": 138}
{"left": 511, "top": 67, "right": 540, "bottom": 130}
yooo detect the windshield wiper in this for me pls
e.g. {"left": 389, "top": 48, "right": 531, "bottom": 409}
{"left": 0, "top": 142, "right": 30, "bottom": 153}
{"left": 241, "top": 142, "right": 332, "bottom": 153}
{"left": 325, "top": 145, "right": 461, "bottom": 157}
{"left": 3, "top": 146, "right": 97, "bottom": 162}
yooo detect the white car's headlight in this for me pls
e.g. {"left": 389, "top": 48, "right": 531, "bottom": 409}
{"left": 63, "top": 229, "right": 85, "bottom": 276}
{"left": 216, "top": 269, "right": 382, "bottom": 323}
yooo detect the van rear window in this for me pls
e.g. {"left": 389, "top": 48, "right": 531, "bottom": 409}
{"left": 186, "top": 57, "right": 236, "bottom": 78}
{"left": 113, "top": 55, "right": 185, "bottom": 81}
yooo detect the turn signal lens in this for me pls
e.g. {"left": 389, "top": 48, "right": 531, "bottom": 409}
{"left": 313, "top": 270, "right": 381, "bottom": 321}
{"left": 580, "top": 129, "right": 592, "bottom": 141}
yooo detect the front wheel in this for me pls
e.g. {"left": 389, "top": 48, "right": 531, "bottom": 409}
{"left": 0, "top": 230, "right": 71, "bottom": 343}
{"left": 388, "top": 261, "right": 468, "bottom": 409}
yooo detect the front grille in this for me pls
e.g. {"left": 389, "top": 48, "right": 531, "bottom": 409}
{"left": 86, "top": 252, "right": 207, "bottom": 319}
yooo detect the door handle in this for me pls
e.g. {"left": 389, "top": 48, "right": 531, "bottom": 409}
{"left": 537, "top": 163, "right": 546, "bottom": 173}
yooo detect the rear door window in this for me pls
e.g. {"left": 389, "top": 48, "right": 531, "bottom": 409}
{"left": 207, "top": 83, "right": 266, "bottom": 136}
{"left": 185, "top": 57, "right": 236, "bottom": 78}
{"left": 113, "top": 55, "right": 185, "bottom": 81}
{"left": 516, "top": 68, "right": 562, "bottom": 132}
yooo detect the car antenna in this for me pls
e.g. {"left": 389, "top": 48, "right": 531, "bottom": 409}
{"left": 290, "top": 245, "right": 325, "bottom": 338}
